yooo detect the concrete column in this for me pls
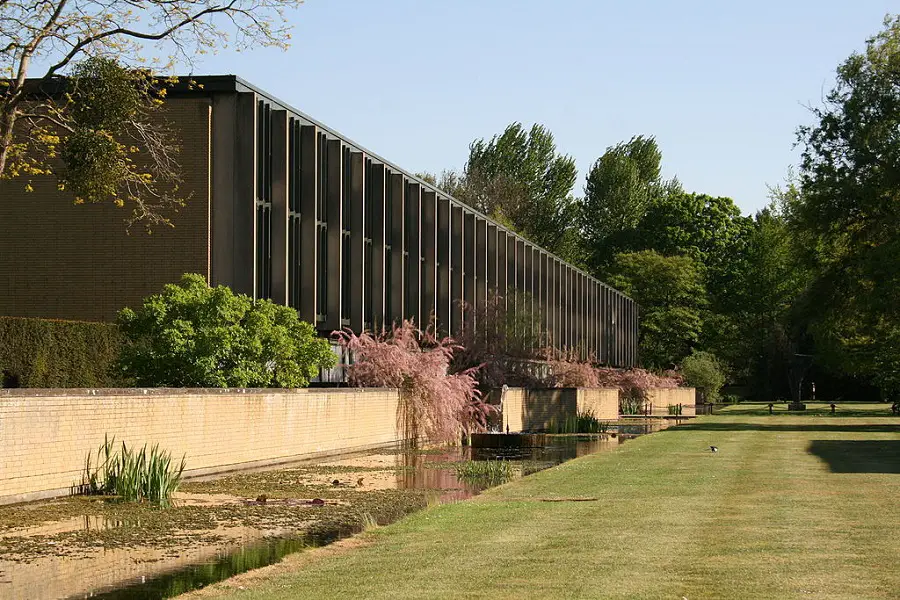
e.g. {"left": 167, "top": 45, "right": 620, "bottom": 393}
{"left": 486, "top": 224, "right": 497, "bottom": 303}
{"left": 540, "top": 252, "right": 549, "bottom": 348}
{"left": 369, "top": 163, "right": 386, "bottom": 329}
{"left": 450, "top": 205, "right": 464, "bottom": 336}
{"left": 405, "top": 182, "right": 421, "bottom": 325}
{"left": 324, "top": 138, "right": 343, "bottom": 332}
{"left": 463, "top": 212, "right": 476, "bottom": 329}
{"left": 601, "top": 285, "right": 609, "bottom": 364}
{"left": 230, "top": 92, "right": 257, "bottom": 297}
{"left": 270, "top": 110, "right": 289, "bottom": 306}
{"left": 579, "top": 273, "right": 585, "bottom": 358}
{"left": 506, "top": 234, "right": 517, "bottom": 321}
{"left": 496, "top": 230, "right": 507, "bottom": 307}
{"left": 516, "top": 239, "right": 526, "bottom": 338}
{"left": 523, "top": 244, "right": 533, "bottom": 346}
{"left": 296, "top": 125, "right": 319, "bottom": 324}
{"left": 211, "top": 93, "right": 236, "bottom": 289}
{"left": 544, "top": 255, "right": 557, "bottom": 346}
{"left": 389, "top": 173, "right": 405, "bottom": 325}
{"left": 420, "top": 190, "right": 437, "bottom": 328}
{"left": 590, "top": 278, "right": 596, "bottom": 359}
{"left": 475, "top": 218, "right": 487, "bottom": 317}
{"left": 348, "top": 151, "right": 365, "bottom": 333}
{"left": 436, "top": 196, "right": 451, "bottom": 336}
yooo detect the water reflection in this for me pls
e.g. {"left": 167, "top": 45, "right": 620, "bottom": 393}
{"left": 0, "top": 420, "right": 675, "bottom": 600}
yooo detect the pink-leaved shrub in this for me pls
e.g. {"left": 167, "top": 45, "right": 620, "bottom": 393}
{"left": 335, "top": 321, "right": 495, "bottom": 444}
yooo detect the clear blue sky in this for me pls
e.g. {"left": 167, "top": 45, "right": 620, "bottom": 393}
{"left": 186, "top": 0, "right": 893, "bottom": 215}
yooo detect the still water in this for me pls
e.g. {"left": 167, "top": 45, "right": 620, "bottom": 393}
{"left": 0, "top": 420, "right": 675, "bottom": 599}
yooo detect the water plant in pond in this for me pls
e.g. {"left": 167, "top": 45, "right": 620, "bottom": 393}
{"left": 81, "top": 435, "right": 185, "bottom": 506}
{"left": 667, "top": 404, "right": 683, "bottom": 416}
{"left": 455, "top": 460, "right": 514, "bottom": 486}
{"left": 620, "top": 395, "right": 648, "bottom": 415}
{"left": 547, "top": 411, "right": 609, "bottom": 434}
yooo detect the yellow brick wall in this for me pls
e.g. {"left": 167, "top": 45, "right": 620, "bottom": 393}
{"left": 0, "top": 98, "right": 212, "bottom": 322}
{"left": 576, "top": 388, "right": 619, "bottom": 421}
{"left": 501, "top": 387, "right": 618, "bottom": 432}
{"left": 501, "top": 387, "right": 695, "bottom": 431}
{"left": 646, "top": 388, "right": 696, "bottom": 416}
{"left": 500, "top": 388, "right": 525, "bottom": 433}
{"left": 0, "top": 387, "right": 402, "bottom": 504}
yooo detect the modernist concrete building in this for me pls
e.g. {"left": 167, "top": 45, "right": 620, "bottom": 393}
{"left": 0, "top": 76, "right": 638, "bottom": 366}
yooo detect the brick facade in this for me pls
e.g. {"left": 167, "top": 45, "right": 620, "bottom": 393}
{"left": 0, "top": 98, "right": 212, "bottom": 322}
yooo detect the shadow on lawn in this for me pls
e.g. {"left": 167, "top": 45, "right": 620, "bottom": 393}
{"left": 717, "top": 405, "right": 896, "bottom": 418}
{"left": 808, "top": 440, "right": 900, "bottom": 474}
{"left": 678, "top": 422, "right": 900, "bottom": 433}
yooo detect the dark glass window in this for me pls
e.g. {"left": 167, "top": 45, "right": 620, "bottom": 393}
{"left": 288, "top": 119, "right": 302, "bottom": 310}
{"left": 383, "top": 174, "right": 393, "bottom": 320}
{"left": 316, "top": 132, "right": 328, "bottom": 322}
{"left": 340, "top": 146, "right": 351, "bottom": 325}
{"left": 255, "top": 101, "right": 273, "bottom": 300}
{"left": 363, "top": 159, "right": 374, "bottom": 328}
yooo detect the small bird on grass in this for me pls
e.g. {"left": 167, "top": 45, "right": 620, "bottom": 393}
{"left": 357, "top": 477, "right": 365, "bottom": 487}
{"left": 331, "top": 479, "right": 341, "bottom": 486}
{"left": 710, "top": 446, "right": 719, "bottom": 453}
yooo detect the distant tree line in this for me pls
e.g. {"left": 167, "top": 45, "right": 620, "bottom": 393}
{"left": 421, "top": 15, "right": 900, "bottom": 402}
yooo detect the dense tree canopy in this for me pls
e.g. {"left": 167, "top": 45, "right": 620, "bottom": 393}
{"left": 445, "top": 122, "right": 580, "bottom": 258}
{"left": 791, "top": 15, "right": 900, "bottom": 397}
{"left": 580, "top": 135, "right": 681, "bottom": 273}
{"left": 608, "top": 251, "right": 706, "bottom": 370}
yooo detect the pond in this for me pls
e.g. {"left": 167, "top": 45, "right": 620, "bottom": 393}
{"left": 0, "top": 419, "right": 677, "bottom": 599}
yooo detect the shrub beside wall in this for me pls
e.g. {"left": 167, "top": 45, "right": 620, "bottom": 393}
{"left": 0, "top": 317, "right": 123, "bottom": 387}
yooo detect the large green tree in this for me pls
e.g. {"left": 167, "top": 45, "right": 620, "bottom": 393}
{"left": 580, "top": 135, "right": 680, "bottom": 273}
{"left": 608, "top": 250, "right": 706, "bottom": 369}
{"left": 726, "top": 198, "right": 807, "bottom": 398}
{"left": 792, "top": 15, "right": 900, "bottom": 397}
{"left": 457, "top": 122, "right": 580, "bottom": 258}
{"left": 634, "top": 193, "right": 753, "bottom": 308}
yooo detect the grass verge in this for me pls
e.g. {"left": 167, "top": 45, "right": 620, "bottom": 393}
{"left": 181, "top": 403, "right": 900, "bottom": 600}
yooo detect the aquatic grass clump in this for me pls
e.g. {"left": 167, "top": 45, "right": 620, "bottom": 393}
{"left": 82, "top": 435, "right": 186, "bottom": 507}
{"left": 619, "top": 395, "right": 648, "bottom": 416}
{"left": 667, "top": 404, "right": 683, "bottom": 416}
{"left": 547, "top": 411, "right": 609, "bottom": 434}
{"left": 455, "top": 460, "right": 514, "bottom": 486}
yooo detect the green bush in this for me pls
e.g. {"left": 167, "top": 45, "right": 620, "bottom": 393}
{"left": 117, "top": 273, "right": 336, "bottom": 387}
{"left": 679, "top": 351, "right": 726, "bottom": 403}
{"left": 0, "top": 317, "right": 122, "bottom": 387}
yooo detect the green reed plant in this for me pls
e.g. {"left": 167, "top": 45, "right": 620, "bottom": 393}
{"left": 667, "top": 404, "right": 683, "bottom": 416}
{"left": 620, "top": 395, "right": 648, "bottom": 416}
{"left": 455, "top": 460, "right": 514, "bottom": 486}
{"left": 547, "top": 411, "right": 609, "bottom": 434}
{"left": 82, "top": 435, "right": 185, "bottom": 506}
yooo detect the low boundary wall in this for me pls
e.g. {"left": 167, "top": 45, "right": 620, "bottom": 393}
{"left": 646, "top": 388, "right": 696, "bottom": 416}
{"left": 0, "top": 387, "right": 402, "bottom": 505}
{"left": 501, "top": 388, "right": 619, "bottom": 432}
{"left": 501, "top": 387, "right": 696, "bottom": 432}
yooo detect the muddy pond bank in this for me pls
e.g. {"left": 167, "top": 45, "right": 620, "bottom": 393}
{"left": 0, "top": 420, "right": 677, "bottom": 599}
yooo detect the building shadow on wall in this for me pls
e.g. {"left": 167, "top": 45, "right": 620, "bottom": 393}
{"left": 808, "top": 440, "right": 900, "bottom": 474}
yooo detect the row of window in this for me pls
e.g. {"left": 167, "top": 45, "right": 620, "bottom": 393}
{"left": 253, "top": 102, "right": 636, "bottom": 364}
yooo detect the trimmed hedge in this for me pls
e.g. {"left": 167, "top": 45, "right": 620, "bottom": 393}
{"left": 0, "top": 317, "right": 123, "bottom": 388}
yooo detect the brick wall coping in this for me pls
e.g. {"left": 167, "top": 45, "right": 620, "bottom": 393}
{"left": 0, "top": 387, "right": 398, "bottom": 398}
{"left": 489, "top": 386, "right": 694, "bottom": 392}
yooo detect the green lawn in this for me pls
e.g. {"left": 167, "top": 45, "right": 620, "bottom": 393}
{"left": 186, "top": 404, "right": 900, "bottom": 600}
